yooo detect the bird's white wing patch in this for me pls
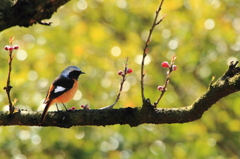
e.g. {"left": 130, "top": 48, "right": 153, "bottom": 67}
{"left": 54, "top": 86, "right": 66, "bottom": 93}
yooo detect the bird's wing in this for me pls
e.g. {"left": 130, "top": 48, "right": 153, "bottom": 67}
{"left": 43, "top": 76, "right": 74, "bottom": 104}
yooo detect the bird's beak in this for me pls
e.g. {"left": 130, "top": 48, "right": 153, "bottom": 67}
{"left": 81, "top": 71, "right": 85, "bottom": 74}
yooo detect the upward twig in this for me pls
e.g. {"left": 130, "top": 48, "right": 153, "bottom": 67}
{"left": 154, "top": 56, "right": 177, "bottom": 106}
{"left": 3, "top": 37, "right": 19, "bottom": 114}
{"left": 140, "top": 0, "right": 166, "bottom": 102}
{"left": 100, "top": 58, "right": 132, "bottom": 109}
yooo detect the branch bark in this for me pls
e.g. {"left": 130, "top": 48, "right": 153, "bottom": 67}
{"left": 0, "top": 0, "right": 70, "bottom": 32}
{"left": 0, "top": 62, "right": 240, "bottom": 128}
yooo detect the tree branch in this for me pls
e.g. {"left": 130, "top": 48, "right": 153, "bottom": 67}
{"left": 1, "top": 62, "right": 239, "bottom": 128}
{"left": 0, "top": 0, "right": 70, "bottom": 32}
{"left": 140, "top": 0, "right": 165, "bottom": 102}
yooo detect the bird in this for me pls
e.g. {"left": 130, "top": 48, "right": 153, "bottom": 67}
{"left": 40, "top": 66, "right": 85, "bottom": 124}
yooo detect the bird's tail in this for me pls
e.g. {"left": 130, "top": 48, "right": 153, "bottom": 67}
{"left": 39, "top": 100, "right": 53, "bottom": 124}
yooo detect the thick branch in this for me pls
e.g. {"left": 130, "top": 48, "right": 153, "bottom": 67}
{"left": 0, "top": 0, "right": 70, "bottom": 32}
{"left": 0, "top": 62, "right": 239, "bottom": 128}
{"left": 0, "top": 65, "right": 240, "bottom": 128}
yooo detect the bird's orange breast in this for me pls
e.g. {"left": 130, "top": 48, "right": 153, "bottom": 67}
{"left": 52, "top": 79, "right": 78, "bottom": 103}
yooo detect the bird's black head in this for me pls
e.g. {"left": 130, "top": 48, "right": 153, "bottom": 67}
{"left": 62, "top": 66, "right": 85, "bottom": 80}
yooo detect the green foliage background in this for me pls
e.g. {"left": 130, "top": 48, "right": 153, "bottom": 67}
{"left": 0, "top": 0, "right": 240, "bottom": 158}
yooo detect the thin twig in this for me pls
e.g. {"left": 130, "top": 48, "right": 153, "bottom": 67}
{"left": 100, "top": 58, "right": 130, "bottom": 109}
{"left": 154, "top": 56, "right": 177, "bottom": 106}
{"left": 140, "top": 0, "right": 166, "bottom": 102}
{"left": 4, "top": 37, "right": 15, "bottom": 113}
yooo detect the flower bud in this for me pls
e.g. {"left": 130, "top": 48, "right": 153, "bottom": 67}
{"left": 157, "top": 86, "right": 163, "bottom": 91}
{"left": 127, "top": 68, "right": 133, "bottom": 74}
{"left": 172, "top": 65, "right": 177, "bottom": 71}
{"left": 118, "top": 70, "right": 124, "bottom": 76}
{"left": 161, "top": 61, "right": 170, "bottom": 68}
{"left": 4, "top": 45, "right": 10, "bottom": 51}
{"left": 13, "top": 45, "right": 19, "bottom": 50}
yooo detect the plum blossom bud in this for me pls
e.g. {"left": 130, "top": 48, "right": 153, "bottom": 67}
{"left": 157, "top": 86, "right": 163, "bottom": 91}
{"left": 13, "top": 45, "right": 19, "bottom": 50}
{"left": 127, "top": 68, "right": 133, "bottom": 74}
{"left": 118, "top": 70, "right": 124, "bottom": 76}
{"left": 161, "top": 61, "right": 170, "bottom": 68}
{"left": 4, "top": 45, "right": 10, "bottom": 51}
{"left": 172, "top": 65, "right": 177, "bottom": 71}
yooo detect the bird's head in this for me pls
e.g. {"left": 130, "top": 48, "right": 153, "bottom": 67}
{"left": 61, "top": 66, "right": 85, "bottom": 80}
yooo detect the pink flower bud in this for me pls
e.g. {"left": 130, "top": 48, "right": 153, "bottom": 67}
{"left": 118, "top": 70, "right": 124, "bottom": 76}
{"left": 161, "top": 61, "right": 170, "bottom": 68}
{"left": 13, "top": 45, "right": 19, "bottom": 50}
{"left": 81, "top": 104, "right": 90, "bottom": 110}
{"left": 157, "top": 86, "right": 163, "bottom": 91}
{"left": 127, "top": 68, "right": 133, "bottom": 74}
{"left": 4, "top": 45, "right": 9, "bottom": 51}
{"left": 9, "top": 47, "right": 14, "bottom": 51}
{"left": 172, "top": 65, "right": 177, "bottom": 71}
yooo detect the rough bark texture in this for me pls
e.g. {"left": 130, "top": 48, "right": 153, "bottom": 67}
{"left": 0, "top": 62, "right": 240, "bottom": 128}
{"left": 0, "top": 0, "right": 70, "bottom": 32}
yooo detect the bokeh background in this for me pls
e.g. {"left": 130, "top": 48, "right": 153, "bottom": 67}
{"left": 1, "top": 0, "right": 240, "bottom": 158}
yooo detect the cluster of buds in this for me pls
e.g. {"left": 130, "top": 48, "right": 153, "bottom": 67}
{"left": 68, "top": 106, "right": 76, "bottom": 111}
{"left": 161, "top": 61, "right": 177, "bottom": 71}
{"left": 118, "top": 68, "right": 133, "bottom": 76}
{"left": 81, "top": 104, "right": 90, "bottom": 110}
{"left": 68, "top": 104, "right": 91, "bottom": 110}
{"left": 4, "top": 45, "right": 19, "bottom": 51}
{"left": 157, "top": 60, "right": 177, "bottom": 91}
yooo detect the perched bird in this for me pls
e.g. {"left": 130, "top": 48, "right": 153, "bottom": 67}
{"left": 40, "top": 66, "right": 85, "bottom": 124}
